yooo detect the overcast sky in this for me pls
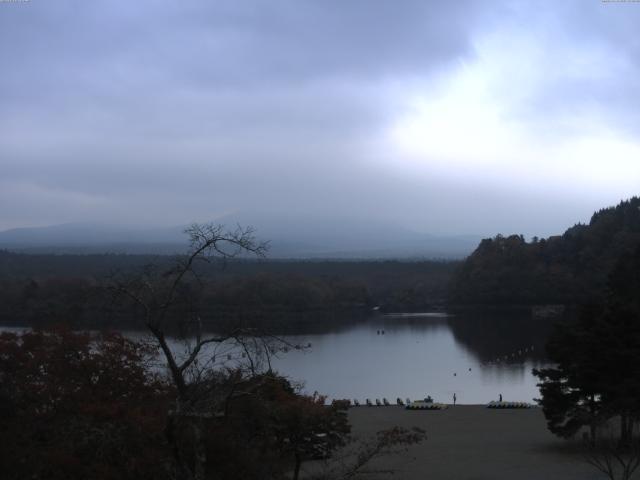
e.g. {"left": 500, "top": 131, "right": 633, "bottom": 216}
{"left": 1, "top": 0, "right": 639, "bottom": 237}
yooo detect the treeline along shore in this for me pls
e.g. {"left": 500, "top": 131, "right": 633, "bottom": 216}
{"left": 0, "top": 252, "right": 456, "bottom": 329}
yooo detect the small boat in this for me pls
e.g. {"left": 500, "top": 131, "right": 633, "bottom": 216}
{"left": 406, "top": 400, "right": 448, "bottom": 410}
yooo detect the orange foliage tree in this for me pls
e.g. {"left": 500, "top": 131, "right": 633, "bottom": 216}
{"left": 0, "top": 327, "right": 170, "bottom": 480}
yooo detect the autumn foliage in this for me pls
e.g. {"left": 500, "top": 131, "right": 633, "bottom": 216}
{"left": 0, "top": 328, "right": 355, "bottom": 480}
{"left": 0, "top": 327, "right": 170, "bottom": 480}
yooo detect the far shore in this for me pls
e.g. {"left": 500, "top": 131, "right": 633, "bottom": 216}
{"left": 310, "top": 405, "right": 603, "bottom": 480}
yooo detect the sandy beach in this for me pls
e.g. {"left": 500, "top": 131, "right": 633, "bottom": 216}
{"left": 345, "top": 405, "right": 603, "bottom": 480}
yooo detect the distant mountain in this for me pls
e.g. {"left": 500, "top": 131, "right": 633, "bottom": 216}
{"left": 213, "top": 212, "right": 479, "bottom": 258}
{"left": 0, "top": 216, "right": 481, "bottom": 259}
{"left": 0, "top": 223, "right": 187, "bottom": 255}
{"left": 449, "top": 196, "right": 640, "bottom": 306}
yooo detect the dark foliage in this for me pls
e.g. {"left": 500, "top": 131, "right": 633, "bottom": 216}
{"left": 450, "top": 197, "right": 640, "bottom": 306}
{"left": 0, "top": 327, "right": 170, "bottom": 480}
{"left": 0, "top": 252, "right": 457, "bottom": 329}
{"left": 534, "top": 245, "right": 640, "bottom": 444}
{"left": 0, "top": 329, "right": 356, "bottom": 480}
{"left": 206, "top": 373, "right": 351, "bottom": 480}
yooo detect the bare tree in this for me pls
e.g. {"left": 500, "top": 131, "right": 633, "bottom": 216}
{"left": 310, "top": 427, "right": 427, "bottom": 480}
{"left": 111, "top": 223, "right": 282, "bottom": 480}
{"left": 584, "top": 423, "right": 640, "bottom": 480}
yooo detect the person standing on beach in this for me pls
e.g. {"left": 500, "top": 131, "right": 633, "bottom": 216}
{"left": 499, "top": 393, "right": 502, "bottom": 402}
{"left": 453, "top": 393, "right": 457, "bottom": 406}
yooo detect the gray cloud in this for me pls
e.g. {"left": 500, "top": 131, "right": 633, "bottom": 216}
{"left": 0, "top": 0, "right": 639, "bottom": 238}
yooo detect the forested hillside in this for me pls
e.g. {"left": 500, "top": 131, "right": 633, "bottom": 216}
{"left": 449, "top": 197, "right": 640, "bottom": 306}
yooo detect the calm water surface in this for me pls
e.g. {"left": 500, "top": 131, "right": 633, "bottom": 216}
{"left": 269, "top": 313, "right": 552, "bottom": 405}
{"left": 2, "top": 311, "right": 555, "bottom": 405}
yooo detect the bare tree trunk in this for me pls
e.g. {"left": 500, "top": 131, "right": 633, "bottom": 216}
{"left": 192, "top": 418, "right": 207, "bottom": 480}
{"left": 111, "top": 223, "right": 268, "bottom": 480}
{"left": 589, "top": 395, "right": 598, "bottom": 447}
{"left": 293, "top": 452, "right": 302, "bottom": 480}
{"left": 621, "top": 414, "right": 631, "bottom": 447}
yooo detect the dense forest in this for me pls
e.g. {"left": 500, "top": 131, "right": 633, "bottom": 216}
{"left": 449, "top": 197, "right": 640, "bottom": 306}
{"left": 0, "top": 252, "right": 457, "bottom": 329}
{"left": 4, "top": 197, "right": 639, "bottom": 328}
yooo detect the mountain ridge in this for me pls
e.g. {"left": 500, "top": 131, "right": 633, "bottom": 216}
{"left": 0, "top": 217, "right": 481, "bottom": 259}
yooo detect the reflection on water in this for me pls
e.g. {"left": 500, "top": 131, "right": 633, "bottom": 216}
{"left": 268, "top": 312, "right": 554, "bottom": 404}
{"left": 1, "top": 311, "right": 557, "bottom": 404}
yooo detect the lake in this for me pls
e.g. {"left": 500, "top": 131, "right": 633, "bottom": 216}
{"left": 1, "top": 310, "right": 556, "bottom": 405}
{"left": 267, "top": 311, "right": 553, "bottom": 405}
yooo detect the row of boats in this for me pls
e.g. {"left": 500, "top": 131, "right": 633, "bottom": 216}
{"left": 345, "top": 398, "right": 534, "bottom": 409}
{"left": 486, "top": 401, "right": 533, "bottom": 409}
{"left": 349, "top": 397, "right": 446, "bottom": 408}
{"left": 351, "top": 397, "right": 406, "bottom": 407}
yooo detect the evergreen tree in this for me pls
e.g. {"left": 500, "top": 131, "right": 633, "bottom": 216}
{"left": 535, "top": 245, "right": 640, "bottom": 444}
{"left": 534, "top": 303, "right": 607, "bottom": 443}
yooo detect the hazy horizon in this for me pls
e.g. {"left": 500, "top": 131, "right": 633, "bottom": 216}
{"left": 2, "top": 1, "right": 639, "bottom": 238}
